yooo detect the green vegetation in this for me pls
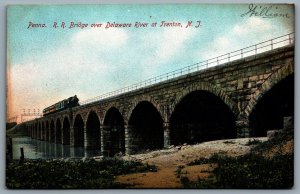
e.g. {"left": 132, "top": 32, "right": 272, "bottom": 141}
{"left": 252, "top": 129, "right": 293, "bottom": 154}
{"left": 183, "top": 153, "right": 293, "bottom": 189}
{"left": 245, "top": 139, "right": 262, "bottom": 146}
{"left": 6, "top": 158, "right": 157, "bottom": 189}
{"left": 175, "top": 165, "right": 187, "bottom": 178}
{"left": 6, "top": 122, "right": 17, "bottom": 130}
{"left": 187, "top": 153, "right": 222, "bottom": 166}
{"left": 222, "top": 140, "right": 235, "bottom": 144}
{"left": 182, "top": 130, "right": 294, "bottom": 189}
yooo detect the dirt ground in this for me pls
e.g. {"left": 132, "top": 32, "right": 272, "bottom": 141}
{"left": 116, "top": 137, "right": 270, "bottom": 188}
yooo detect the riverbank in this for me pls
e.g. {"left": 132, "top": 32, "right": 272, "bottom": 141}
{"left": 6, "top": 128, "right": 294, "bottom": 189}
{"left": 6, "top": 126, "right": 31, "bottom": 162}
{"left": 6, "top": 125, "right": 27, "bottom": 138}
{"left": 116, "top": 130, "right": 294, "bottom": 188}
{"left": 117, "top": 137, "right": 268, "bottom": 188}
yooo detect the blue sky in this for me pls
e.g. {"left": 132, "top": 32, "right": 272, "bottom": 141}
{"left": 7, "top": 4, "right": 294, "bottom": 118}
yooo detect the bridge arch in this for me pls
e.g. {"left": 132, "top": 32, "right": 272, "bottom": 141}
{"left": 42, "top": 121, "right": 45, "bottom": 140}
{"left": 27, "top": 124, "right": 30, "bottom": 137}
{"left": 36, "top": 122, "right": 39, "bottom": 139}
{"left": 30, "top": 124, "right": 32, "bottom": 138}
{"left": 126, "top": 95, "right": 165, "bottom": 122}
{"left": 38, "top": 122, "right": 42, "bottom": 140}
{"left": 73, "top": 114, "right": 85, "bottom": 147}
{"left": 45, "top": 121, "right": 49, "bottom": 141}
{"left": 50, "top": 120, "right": 55, "bottom": 142}
{"left": 245, "top": 62, "right": 294, "bottom": 117}
{"left": 245, "top": 63, "right": 294, "bottom": 136}
{"left": 39, "top": 121, "right": 43, "bottom": 140}
{"left": 55, "top": 118, "right": 62, "bottom": 144}
{"left": 103, "top": 107, "right": 125, "bottom": 156}
{"left": 34, "top": 122, "right": 38, "bottom": 139}
{"left": 32, "top": 124, "right": 34, "bottom": 137}
{"left": 85, "top": 111, "right": 101, "bottom": 150}
{"left": 169, "top": 88, "right": 237, "bottom": 146}
{"left": 62, "top": 117, "right": 71, "bottom": 145}
{"left": 170, "top": 82, "right": 238, "bottom": 118}
{"left": 128, "top": 101, "right": 164, "bottom": 153}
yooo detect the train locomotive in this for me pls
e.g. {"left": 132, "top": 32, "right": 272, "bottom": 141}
{"left": 43, "top": 95, "right": 80, "bottom": 116}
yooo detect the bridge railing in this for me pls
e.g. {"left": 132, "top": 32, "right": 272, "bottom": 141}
{"left": 80, "top": 32, "right": 295, "bottom": 105}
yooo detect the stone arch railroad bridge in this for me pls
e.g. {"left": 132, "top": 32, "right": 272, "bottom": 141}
{"left": 22, "top": 37, "right": 294, "bottom": 156}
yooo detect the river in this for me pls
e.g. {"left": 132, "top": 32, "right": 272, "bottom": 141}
{"left": 12, "top": 137, "right": 101, "bottom": 160}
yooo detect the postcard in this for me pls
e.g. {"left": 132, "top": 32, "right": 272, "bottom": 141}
{"left": 6, "top": 4, "right": 294, "bottom": 189}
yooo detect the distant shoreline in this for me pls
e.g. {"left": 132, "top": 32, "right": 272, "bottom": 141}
{"left": 6, "top": 126, "right": 27, "bottom": 138}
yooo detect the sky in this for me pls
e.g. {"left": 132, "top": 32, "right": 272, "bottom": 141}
{"left": 6, "top": 4, "right": 294, "bottom": 121}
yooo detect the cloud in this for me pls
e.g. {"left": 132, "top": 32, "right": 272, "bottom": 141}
{"left": 197, "top": 17, "right": 275, "bottom": 60}
{"left": 157, "top": 28, "right": 196, "bottom": 62}
{"left": 71, "top": 27, "right": 128, "bottom": 48}
{"left": 140, "top": 27, "right": 197, "bottom": 75}
{"left": 233, "top": 17, "right": 272, "bottom": 36}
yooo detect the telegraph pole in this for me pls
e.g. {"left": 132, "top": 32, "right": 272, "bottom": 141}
{"left": 20, "top": 109, "right": 42, "bottom": 123}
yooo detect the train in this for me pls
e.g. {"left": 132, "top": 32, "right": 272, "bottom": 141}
{"left": 43, "top": 95, "right": 80, "bottom": 116}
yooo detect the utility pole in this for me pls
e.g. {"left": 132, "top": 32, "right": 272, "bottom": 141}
{"left": 20, "top": 109, "right": 42, "bottom": 123}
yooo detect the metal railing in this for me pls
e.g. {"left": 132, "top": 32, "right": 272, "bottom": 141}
{"left": 80, "top": 32, "right": 295, "bottom": 105}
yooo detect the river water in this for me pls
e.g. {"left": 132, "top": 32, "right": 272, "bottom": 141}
{"left": 12, "top": 137, "right": 101, "bottom": 160}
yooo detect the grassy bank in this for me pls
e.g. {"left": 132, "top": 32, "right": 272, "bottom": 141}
{"left": 180, "top": 130, "right": 294, "bottom": 189}
{"left": 6, "top": 125, "right": 28, "bottom": 138}
{"left": 6, "top": 158, "right": 157, "bottom": 189}
{"left": 181, "top": 153, "right": 293, "bottom": 189}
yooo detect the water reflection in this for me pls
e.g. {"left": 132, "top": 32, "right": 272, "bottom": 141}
{"left": 12, "top": 137, "right": 101, "bottom": 160}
